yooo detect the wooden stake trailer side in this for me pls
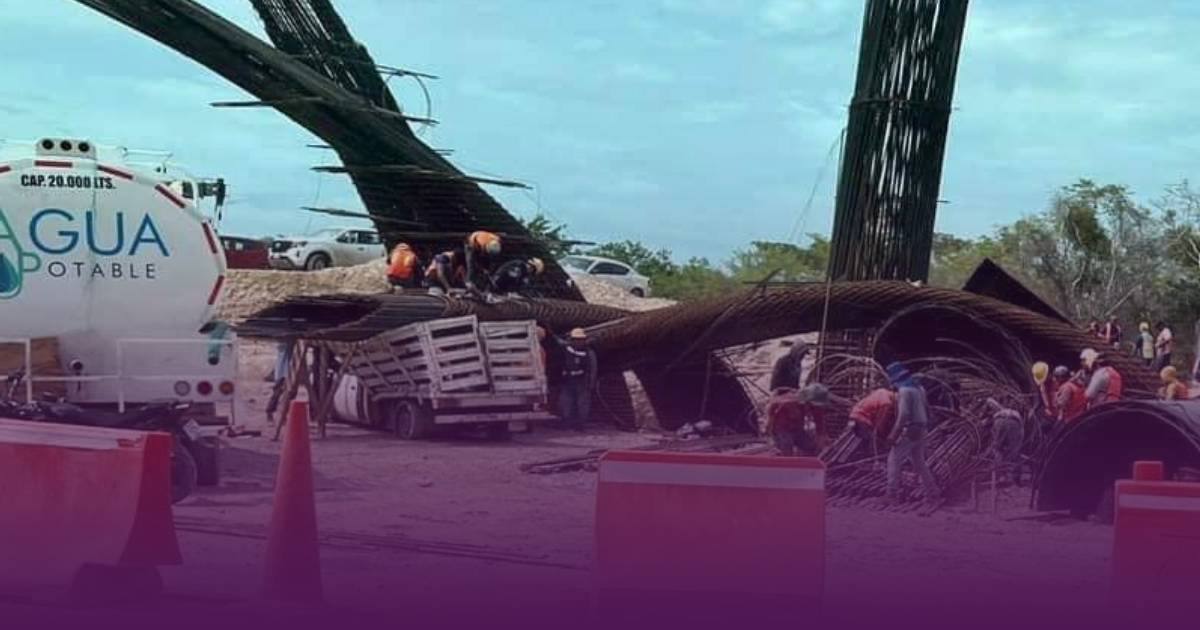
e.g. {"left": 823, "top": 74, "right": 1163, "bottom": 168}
{"left": 320, "top": 316, "right": 554, "bottom": 439}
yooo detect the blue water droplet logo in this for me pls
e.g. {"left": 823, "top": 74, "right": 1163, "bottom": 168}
{"left": 0, "top": 252, "right": 17, "bottom": 296}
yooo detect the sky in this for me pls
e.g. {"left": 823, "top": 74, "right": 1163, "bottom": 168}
{"left": 3, "top": 1, "right": 1200, "bottom": 261}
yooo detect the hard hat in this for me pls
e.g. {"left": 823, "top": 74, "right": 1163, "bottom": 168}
{"left": 798, "top": 383, "right": 830, "bottom": 406}
{"left": 1080, "top": 348, "right": 1099, "bottom": 368}
{"left": 1161, "top": 366, "right": 1178, "bottom": 383}
{"left": 485, "top": 238, "right": 501, "bottom": 256}
{"left": 1031, "top": 361, "right": 1049, "bottom": 385}
{"left": 569, "top": 328, "right": 587, "bottom": 340}
{"left": 885, "top": 361, "right": 911, "bottom": 386}
{"left": 1053, "top": 365, "right": 1070, "bottom": 379}
{"left": 1140, "top": 322, "right": 1150, "bottom": 332}
{"left": 529, "top": 257, "right": 545, "bottom": 274}
{"left": 395, "top": 242, "right": 411, "bottom": 250}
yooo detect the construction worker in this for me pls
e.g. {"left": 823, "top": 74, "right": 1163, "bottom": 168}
{"left": 425, "top": 250, "right": 465, "bottom": 295}
{"left": 847, "top": 386, "right": 897, "bottom": 449}
{"left": 491, "top": 257, "right": 544, "bottom": 295}
{"left": 386, "top": 242, "right": 421, "bottom": 291}
{"left": 556, "top": 328, "right": 597, "bottom": 430}
{"left": 1032, "top": 361, "right": 1055, "bottom": 420}
{"left": 1135, "top": 322, "right": 1155, "bottom": 366}
{"left": 1101, "top": 316, "right": 1122, "bottom": 350}
{"left": 984, "top": 398, "right": 1025, "bottom": 482}
{"left": 1153, "top": 321, "right": 1174, "bottom": 371}
{"left": 884, "top": 362, "right": 941, "bottom": 503}
{"left": 463, "top": 230, "right": 501, "bottom": 294}
{"left": 1053, "top": 366, "right": 1088, "bottom": 424}
{"left": 766, "top": 383, "right": 830, "bottom": 457}
{"left": 769, "top": 341, "right": 809, "bottom": 391}
{"left": 1159, "top": 366, "right": 1189, "bottom": 401}
{"left": 1081, "top": 348, "right": 1123, "bottom": 407}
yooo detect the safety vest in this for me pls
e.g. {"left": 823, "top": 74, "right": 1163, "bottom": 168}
{"left": 387, "top": 246, "right": 417, "bottom": 280}
{"left": 1060, "top": 382, "right": 1087, "bottom": 423}
{"left": 467, "top": 230, "right": 500, "bottom": 253}
{"left": 563, "top": 345, "right": 590, "bottom": 379}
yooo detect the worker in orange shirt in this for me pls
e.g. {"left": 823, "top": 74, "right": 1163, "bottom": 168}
{"left": 1053, "top": 366, "right": 1087, "bottom": 424}
{"left": 386, "top": 242, "right": 421, "bottom": 291}
{"left": 766, "top": 384, "right": 830, "bottom": 456}
{"left": 1159, "top": 366, "right": 1189, "bottom": 401}
{"left": 463, "top": 230, "right": 501, "bottom": 294}
{"left": 847, "top": 387, "right": 896, "bottom": 450}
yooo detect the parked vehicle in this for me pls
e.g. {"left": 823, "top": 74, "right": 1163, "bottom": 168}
{"left": 559, "top": 255, "right": 652, "bottom": 297}
{"left": 268, "top": 227, "right": 385, "bottom": 271}
{"left": 0, "top": 136, "right": 235, "bottom": 487}
{"left": 331, "top": 316, "right": 553, "bottom": 440}
{"left": 219, "top": 235, "right": 270, "bottom": 269}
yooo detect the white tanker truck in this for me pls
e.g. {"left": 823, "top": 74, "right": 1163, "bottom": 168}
{"left": 0, "top": 137, "right": 237, "bottom": 448}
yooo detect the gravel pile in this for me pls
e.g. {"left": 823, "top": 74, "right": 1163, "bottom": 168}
{"left": 219, "top": 261, "right": 674, "bottom": 322}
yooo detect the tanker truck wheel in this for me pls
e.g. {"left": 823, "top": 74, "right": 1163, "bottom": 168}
{"left": 390, "top": 401, "right": 433, "bottom": 440}
{"left": 305, "top": 252, "right": 332, "bottom": 271}
{"left": 170, "top": 438, "right": 198, "bottom": 504}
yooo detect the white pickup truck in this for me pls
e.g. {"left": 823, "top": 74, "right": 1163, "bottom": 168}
{"left": 0, "top": 137, "right": 237, "bottom": 429}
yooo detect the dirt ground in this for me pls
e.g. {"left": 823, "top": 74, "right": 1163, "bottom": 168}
{"left": 141, "top": 340, "right": 1117, "bottom": 619}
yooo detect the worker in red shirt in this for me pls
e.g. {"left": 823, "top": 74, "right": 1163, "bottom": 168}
{"left": 386, "top": 242, "right": 421, "bottom": 291}
{"left": 1159, "top": 366, "right": 1189, "bottom": 401}
{"left": 847, "top": 387, "right": 896, "bottom": 450}
{"left": 1053, "top": 366, "right": 1088, "bottom": 424}
{"left": 766, "top": 384, "right": 829, "bottom": 457}
{"left": 1081, "top": 348, "right": 1122, "bottom": 408}
{"left": 463, "top": 230, "right": 501, "bottom": 294}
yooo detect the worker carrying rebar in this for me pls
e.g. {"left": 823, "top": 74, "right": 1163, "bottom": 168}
{"left": 554, "top": 328, "right": 597, "bottom": 430}
{"left": 1159, "top": 366, "right": 1189, "bottom": 400}
{"left": 425, "top": 249, "right": 466, "bottom": 295}
{"left": 386, "top": 242, "right": 422, "bottom": 291}
{"left": 491, "top": 257, "right": 545, "bottom": 295}
{"left": 1081, "top": 348, "right": 1123, "bottom": 407}
{"left": 884, "top": 362, "right": 941, "bottom": 504}
{"left": 766, "top": 383, "right": 829, "bottom": 457}
{"left": 847, "top": 387, "right": 896, "bottom": 449}
{"left": 1052, "top": 365, "right": 1088, "bottom": 424}
{"left": 463, "top": 230, "right": 502, "bottom": 294}
{"left": 769, "top": 341, "right": 810, "bottom": 391}
{"left": 984, "top": 398, "right": 1025, "bottom": 483}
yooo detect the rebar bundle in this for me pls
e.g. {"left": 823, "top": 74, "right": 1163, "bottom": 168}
{"left": 828, "top": 0, "right": 970, "bottom": 282}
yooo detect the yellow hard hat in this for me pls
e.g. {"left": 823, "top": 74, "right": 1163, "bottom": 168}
{"left": 529, "top": 257, "right": 545, "bottom": 274}
{"left": 1031, "top": 362, "right": 1049, "bottom": 385}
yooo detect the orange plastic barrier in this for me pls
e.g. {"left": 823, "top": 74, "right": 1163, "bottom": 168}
{"left": 0, "top": 418, "right": 180, "bottom": 587}
{"left": 1112, "top": 460, "right": 1200, "bottom": 608}
{"left": 594, "top": 451, "right": 825, "bottom": 619}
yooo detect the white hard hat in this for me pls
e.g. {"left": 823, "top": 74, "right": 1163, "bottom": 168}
{"left": 529, "top": 257, "right": 545, "bottom": 274}
{"left": 485, "top": 239, "right": 501, "bottom": 256}
{"left": 1080, "top": 348, "right": 1099, "bottom": 368}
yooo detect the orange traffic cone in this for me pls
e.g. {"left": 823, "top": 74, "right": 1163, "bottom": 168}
{"left": 262, "top": 400, "right": 323, "bottom": 602}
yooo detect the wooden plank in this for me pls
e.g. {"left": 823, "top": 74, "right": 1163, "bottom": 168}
{"left": 489, "top": 366, "right": 537, "bottom": 377}
{"left": 438, "top": 375, "right": 490, "bottom": 391}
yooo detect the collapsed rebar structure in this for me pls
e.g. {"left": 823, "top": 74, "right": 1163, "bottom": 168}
{"left": 74, "top": 0, "right": 581, "bottom": 301}
{"left": 828, "top": 0, "right": 970, "bottom": 282}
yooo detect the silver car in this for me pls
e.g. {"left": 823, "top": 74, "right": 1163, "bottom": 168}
{"left": 560, "top": 255, "right": 652, "bottom": 297}
{"left": 269, "top": 227, "right": 385, "bottom": 271}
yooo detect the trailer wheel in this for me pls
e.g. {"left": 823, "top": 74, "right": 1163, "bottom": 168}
{"left": 171, "top": 438, "right": 198, "bottom": 504}
{"left": 390, "top": 401, "right": 433, "bottom": 440}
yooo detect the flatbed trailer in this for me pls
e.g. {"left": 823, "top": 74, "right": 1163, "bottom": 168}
{"left": 318, "top": 316, "right": 554, "bottom": 439}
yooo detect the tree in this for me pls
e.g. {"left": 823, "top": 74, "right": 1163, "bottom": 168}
{"left": 728, "top": 236, "right": 829, "bottom": 284}
{"left": 586, "top": 240, "right": 677, "bottom": 279}
{"left": 516, "top": 214, "right": 574, "bottom": 258}
{"left": 653, "top": 257, "right": 737, "bottom": 301}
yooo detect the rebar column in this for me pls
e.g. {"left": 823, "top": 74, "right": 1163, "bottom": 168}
{"left": 828, "top": 0, "right": 970, "bottom": 283}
